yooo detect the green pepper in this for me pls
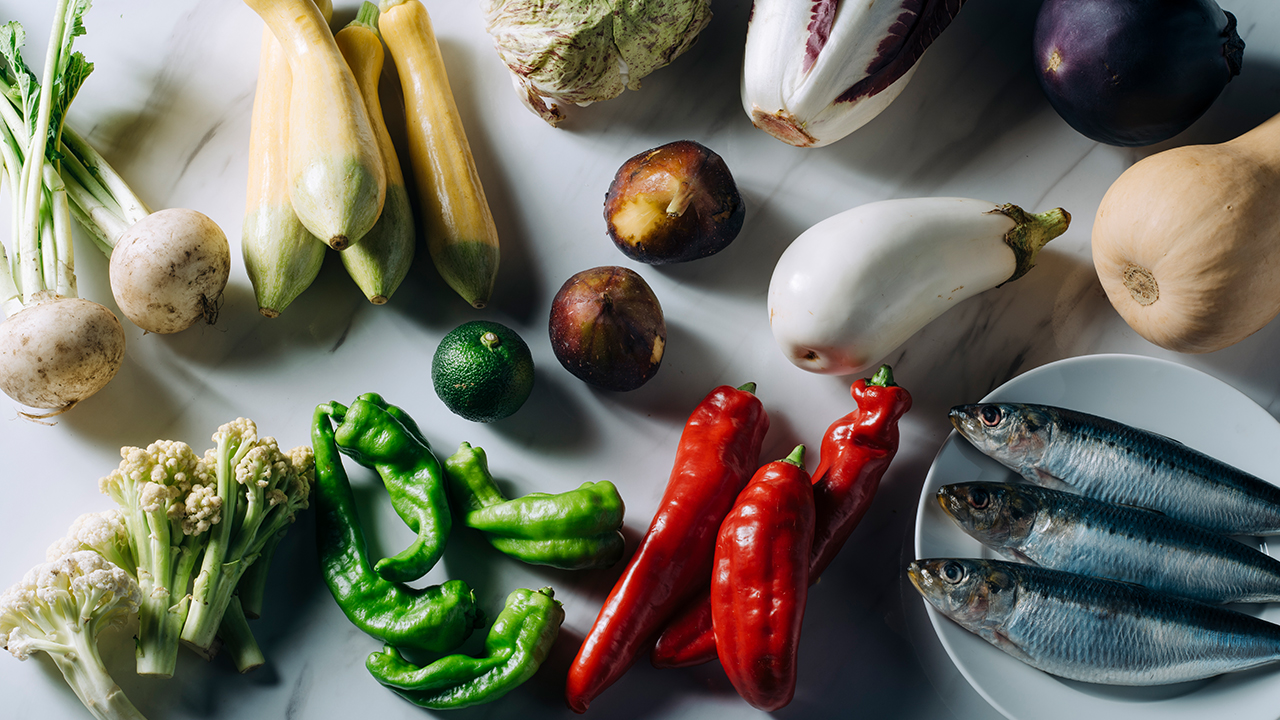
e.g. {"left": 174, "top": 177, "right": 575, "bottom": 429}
{"left": 444, "top": 442, "right": 626, "bottom": 570}
{"left": 330, "top": 393, "right": 451, "bottom": 582}
{"left": 313, "top": 403, "right": 484, "bottom": 652}
{"left": 366, "top": 586, "right": 564, "bottom": 709}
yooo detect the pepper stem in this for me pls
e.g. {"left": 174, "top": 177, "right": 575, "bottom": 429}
{"left": 319, "top": 402, "right": 349, "bottom": 423}
{"left": 868, "top": 364, "right": 897, "bottom": 388}
{"left": 781, "top": 445, "right": 805, "bottom": 468}
{"left": 737, "top": 382, "right": 757, "bottom": 394}
{"left": 994, "top": 204, "right": 1071, "bottom": 284}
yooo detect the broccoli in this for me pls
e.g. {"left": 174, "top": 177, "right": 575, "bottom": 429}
{"left": 0, "top": 550, "right": 147, "bottom": 720}
{"left": 97, "top": 439, "right": 221, "bottom": 677}
{"left": 181, "top": 419, "right": 313, "bottom": 654}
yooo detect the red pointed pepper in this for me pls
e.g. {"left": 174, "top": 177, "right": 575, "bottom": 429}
{"left": 652, "top": 365, "right": 911, "bottom": 668}
{"left": 565, "top": 383, "right": 768, "bottom": 713}
{"left": 712, "top": 445, "right": 814, "bottom": 712}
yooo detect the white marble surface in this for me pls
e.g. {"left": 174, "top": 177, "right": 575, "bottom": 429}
{"left": 0, "top": 1, "right": 1278, "bottom": 718}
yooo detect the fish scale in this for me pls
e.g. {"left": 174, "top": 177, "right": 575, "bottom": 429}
{"left": 910, "top": 558, "right": 1280, "bottom": 685}
{"left": 949, "top": 403, "right": 1280, "bottom": 535}
{"left": 937, "top": 482, "right": 1280, "bottom": 603}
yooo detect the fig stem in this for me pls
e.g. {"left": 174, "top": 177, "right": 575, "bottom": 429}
{"left": 666, "top": 181, "right": 693, "bottom": 217}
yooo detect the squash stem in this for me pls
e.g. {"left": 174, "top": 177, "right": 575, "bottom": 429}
{"left": 351, "top": 2, "right": 381, "bottom": 34}
{"left": 997, "top": 204, "right": 1071, "bottom": 284}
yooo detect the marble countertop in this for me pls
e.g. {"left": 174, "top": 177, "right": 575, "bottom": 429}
{"left": 1, "top": 1, "right": 1279, "bottom": 718}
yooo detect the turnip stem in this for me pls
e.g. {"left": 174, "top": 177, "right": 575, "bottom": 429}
{"left": 19, "top": 0, "right": 74, "bottom": 304}
{"left": 63, "top": 127, "right": 150, "bottom": 231}
{"left": 51, "top": 176, "right": 75, "bottom": 297}
{"left": 67, "top": 199, "right": 114, "bottom": 257}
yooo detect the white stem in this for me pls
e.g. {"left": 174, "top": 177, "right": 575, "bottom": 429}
{"left": 50, "top": 177, "right": 75, "bottom": 298}
{"left": 40, "top": 197, "right": 57, "bottom": 293}
{"left": 63, "top": 175, "right": 126, "bottom": 255}
{"left": 62, "top": 127, "right": 150, "bottom": 229}
{"left": 20, "top": 1, "right": 73, "bottom": 302}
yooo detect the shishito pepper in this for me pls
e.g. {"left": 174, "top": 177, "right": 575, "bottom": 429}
{"left": 712, "top": 445, "right": 814, "bottom": 712}
{"left": 313, "top": 403, "right": 484, "bottom": 652}
{"left": 366, "top": 586, "right": 564, "bottom": 709}
{"left": 651, "top": 365, "right": 911, "bottom": 668}
{"left": 330, "top": 392, "right": 451, "bottom": 582}
{"left": 445, "top": 442, "right": 626, "bottom": 570}
{"left": 565, "top": 383, "right": 769, "bottom": 713}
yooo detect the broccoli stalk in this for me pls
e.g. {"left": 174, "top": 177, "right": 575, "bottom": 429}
{"left": 181, "top": 419, "right": 313, "bottom": 654}
{"left": 0, "top": 551, "right": 147, "bottom": 720}
{"left": 98, "top": 441, "right": 221, "bottom": 677}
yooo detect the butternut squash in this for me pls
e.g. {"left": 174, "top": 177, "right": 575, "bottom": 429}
{"left": 380, "top": 0, "right": 500, "bottom": 309}
{"left": 1092, "top": 112, "right": 1280, "bottom": 353}
{"left": 244, "top": 0, "right": 385, "bottom": 251}
{"left": 335, "top": 3, "right": 415, "bottom": 305}
{"left": 241, "top": 0, "right": 332, "bottom": 318}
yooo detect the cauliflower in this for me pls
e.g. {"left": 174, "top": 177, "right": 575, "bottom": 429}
{"left": 181, "top": 419, "right": 313, "bottom": 654}
{"left": 0, "top": 551, "right": 147, "bottom": 720}
{"left": 97, "top": 438, "right": 219, "bottom": 677}
{"left": 46, "top": 510, "right": 135, "bottom": 577}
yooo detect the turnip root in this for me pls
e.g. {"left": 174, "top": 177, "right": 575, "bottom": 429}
{"left": 0, "top": 293, "right": 126, "bottom": 415}
{"left": 109, "top": 209, "right": 231, "bottom": 334}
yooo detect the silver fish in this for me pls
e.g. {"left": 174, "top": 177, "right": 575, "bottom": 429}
{"left": 937, "top": 482, "right": 1280, "bottom": 604}
{"left": 949, "top": 403, "right": 1280, "bottom": 535}
{"left": 909, "top": 558, "right": 1280, "bottom": 685}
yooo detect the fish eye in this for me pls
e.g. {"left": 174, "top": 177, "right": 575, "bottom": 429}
{"left": 942, "top": 561, "right": 966, "bottom": 584}
{"left": 969, "top": 486, "right": 989, "bottom": 509}
{"left": 979, "top": 405, "right": 1003, "bottom": 427}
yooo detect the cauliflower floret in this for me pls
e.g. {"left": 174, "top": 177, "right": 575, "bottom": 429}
{"left": 45, "top": 510, "right": 135, "bottom": 577}
{"left": 0, "top": 552, "right": 145, "bottom": 719}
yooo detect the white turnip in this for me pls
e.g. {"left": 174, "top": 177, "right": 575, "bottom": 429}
{"left": 0, "top": 293, "right": 125, "bottom": 415}
{"left": 109, "top": 209, "right": 231, "bottom": 334}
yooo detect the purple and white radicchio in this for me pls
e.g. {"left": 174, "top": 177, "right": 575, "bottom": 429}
{"left": 743, "top": 0, "right": 967, "bottom": 147}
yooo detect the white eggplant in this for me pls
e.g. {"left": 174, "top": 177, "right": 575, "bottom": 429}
{"left": 768, "top": 198, "right": 1070, "bottom": 375}
{"left": 743, "top": 0, "right": 969, "bottom": 147}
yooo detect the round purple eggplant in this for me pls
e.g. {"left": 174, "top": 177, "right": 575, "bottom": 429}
{"left": 1033, "top": 0, "right": 1245, "bottom": 147}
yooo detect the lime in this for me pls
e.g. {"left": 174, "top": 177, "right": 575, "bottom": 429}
{"left": 432, "top": 320, "right": 534, "bottom": 422}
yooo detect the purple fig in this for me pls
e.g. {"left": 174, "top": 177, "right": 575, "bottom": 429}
{"left": 549, "top": 266, "right": 666, "bottom": 391}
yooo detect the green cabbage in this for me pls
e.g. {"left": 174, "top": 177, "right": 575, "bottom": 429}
{"left": 482, "top": 0, "right": 712, "bottom": 125}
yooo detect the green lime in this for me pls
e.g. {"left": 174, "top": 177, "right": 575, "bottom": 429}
{"left": 432, "top": 320, "right": 534, "bottom": 422}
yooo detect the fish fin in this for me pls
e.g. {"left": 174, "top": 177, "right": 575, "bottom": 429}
{"left": 1030, "top": 468, "right": 1073, "bottom": 492}
{"left": 984, "top": 629, "right": 1035, "bottom": 665}
{"left": 1116, "top": 502, "right": 1164, "bottom": 516}
{"left": 1006, "top": 549, "right": 1038, "bottom": 566}
{"left": 1102, "top": 576, "right": 1150, "bottom": 592}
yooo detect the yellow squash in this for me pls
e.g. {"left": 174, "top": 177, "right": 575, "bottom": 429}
{"left": 244, "top": 0, "right": 386, "bottom": 251}
{"left": 380, "top": 0, "right": 499, "bottom": 309}
{"left": 241, "top": 0, "right": 332, "bottom": 317}
{"left": 1092, "top": 112, "right": 1280, "bottom": 353}
{"left": 335, "top": 3, "right": 415, "bottom": 304}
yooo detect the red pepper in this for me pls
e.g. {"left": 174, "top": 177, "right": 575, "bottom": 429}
{"left": 712, "top": 445, "right": 814, "bottom": 712}
{"left": 651, "top": 365, "right": 911, "bottom": 668}
{"left": 565, "top": 383, "right": 768, "bottom": 713}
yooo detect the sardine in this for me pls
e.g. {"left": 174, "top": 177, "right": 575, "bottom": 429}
{"left": 909, "top": 558, "right": 1280, "bottom": 685}
{"left": 937, "top": 482, "right": 1280, "bottom": 604}
{"left": 948, "top": 403, "right": 1280, "bottom": 535}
